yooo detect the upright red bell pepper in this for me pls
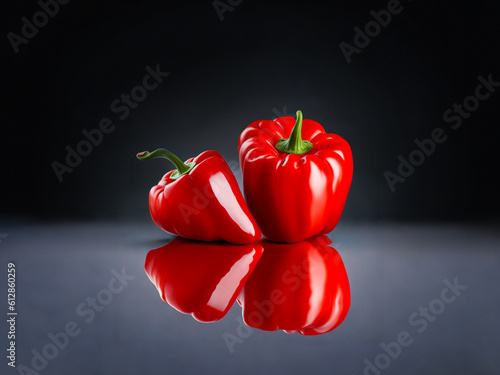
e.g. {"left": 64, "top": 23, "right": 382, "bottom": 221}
{"left": 137, "top": 148, "right": 261, "bottom": 244}
{"left": 238, "top": 110, "right": 353, "bottom": 243}
{"left": 237, "top": 235, "right": 350, "bottom": 335}
{"left": 145, "top": 237, "right": 263, "bottom": 322}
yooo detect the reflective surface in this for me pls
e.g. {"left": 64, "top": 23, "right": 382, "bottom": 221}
{"left": 144, "top": 235, "right": 350, "bottom": 335}
{"left": 237, "top": 236, "right": 350, "bottom": 335}
{"left": 145, "top": 238, "right": 263, "bottom": 322}
{"left": 1, "top": 222, "right": 499, "bottom": 374}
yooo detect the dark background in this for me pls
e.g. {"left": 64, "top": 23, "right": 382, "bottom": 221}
{"left": 2, "top": 0, "right": 499, "bottom": 223}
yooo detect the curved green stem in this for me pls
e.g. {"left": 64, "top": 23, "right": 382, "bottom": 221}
{"left": 136, "top": 148, "right": 195, "bottom": 180}
{"left": 275, "top": 110, "right": 313, "bottom": 154}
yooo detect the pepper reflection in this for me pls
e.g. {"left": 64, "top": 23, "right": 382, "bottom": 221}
{"left": 144, "top": 235, "right": 350, "bottom": 335}
{"left": 237, "top": 235, "right": 350, "bottom": 335}
{"left": 145, "top": 238, "right": 263, "bottom": 323}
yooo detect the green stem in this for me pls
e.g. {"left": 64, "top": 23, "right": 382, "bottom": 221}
{"left": 275, "top": 110, "right": 313, "bottom": 154}
{"left": 136, "top": 148, "right": 195, "bottom": 180}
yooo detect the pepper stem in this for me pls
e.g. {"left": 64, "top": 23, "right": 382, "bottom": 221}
{"left": 136, "top": 148, "right": 195, "bottom": 180}
{"left": 275, "top": 110, "right": 313, "bottom": 154}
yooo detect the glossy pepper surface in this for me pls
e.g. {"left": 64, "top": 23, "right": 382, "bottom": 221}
{"left": 237, "top": 235, "right": 350, "bottom": 335}
{"left": 238, "top": 111, "right": 353, "bottom": 243}
{"left": 137, "top": 148, "right": 261, "bottom": 244}
{"left": 145, "top": 237, "right": 263, "bottom": 322}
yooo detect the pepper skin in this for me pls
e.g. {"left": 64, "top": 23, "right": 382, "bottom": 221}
{"left": 145, "top": 238, "right": 263, "bottom": 322}
{"left": 237, "top": 235, "right": 350, "bottom": 335}
{"left": 238, "top": 111, "right": 353, "bottom": 243}
{"left": 137, "top": 148, "right": 261, "bottom": 244}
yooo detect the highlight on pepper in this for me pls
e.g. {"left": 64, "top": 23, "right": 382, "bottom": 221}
{"left": 136, "top": 147, "right": 261, "bottom": 244}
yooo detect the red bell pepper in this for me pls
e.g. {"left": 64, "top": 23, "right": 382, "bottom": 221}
{"left": 137, "top": 148, "right": 261, "bottom": 244}
{"left": 238, "top": 110, "right": 353, "bottom": 243}
{"left": 145, "top": 237, "right": 263, "bottom": 322}
{"left": 237, "top": 235, "right": 350, "bottom": 335}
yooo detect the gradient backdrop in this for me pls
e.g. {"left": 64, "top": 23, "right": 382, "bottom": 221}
{"left": 1, "top": 1, "right": 500, "bottom": 374}
{"left": 2, "top": 0, "right": 499, "bottom": 222}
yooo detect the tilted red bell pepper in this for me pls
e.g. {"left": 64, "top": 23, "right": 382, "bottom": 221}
{"left": 237, "top": 235, "right": 350, "bottom": 335}
{"left": 137, "top": 148, "right": 261, "bottom": 244}
{"left": 145, "top": 237, "right": 263, "bottom": 322}
{"left": 238, "top": 110, "right": 353, "bottom": 243}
